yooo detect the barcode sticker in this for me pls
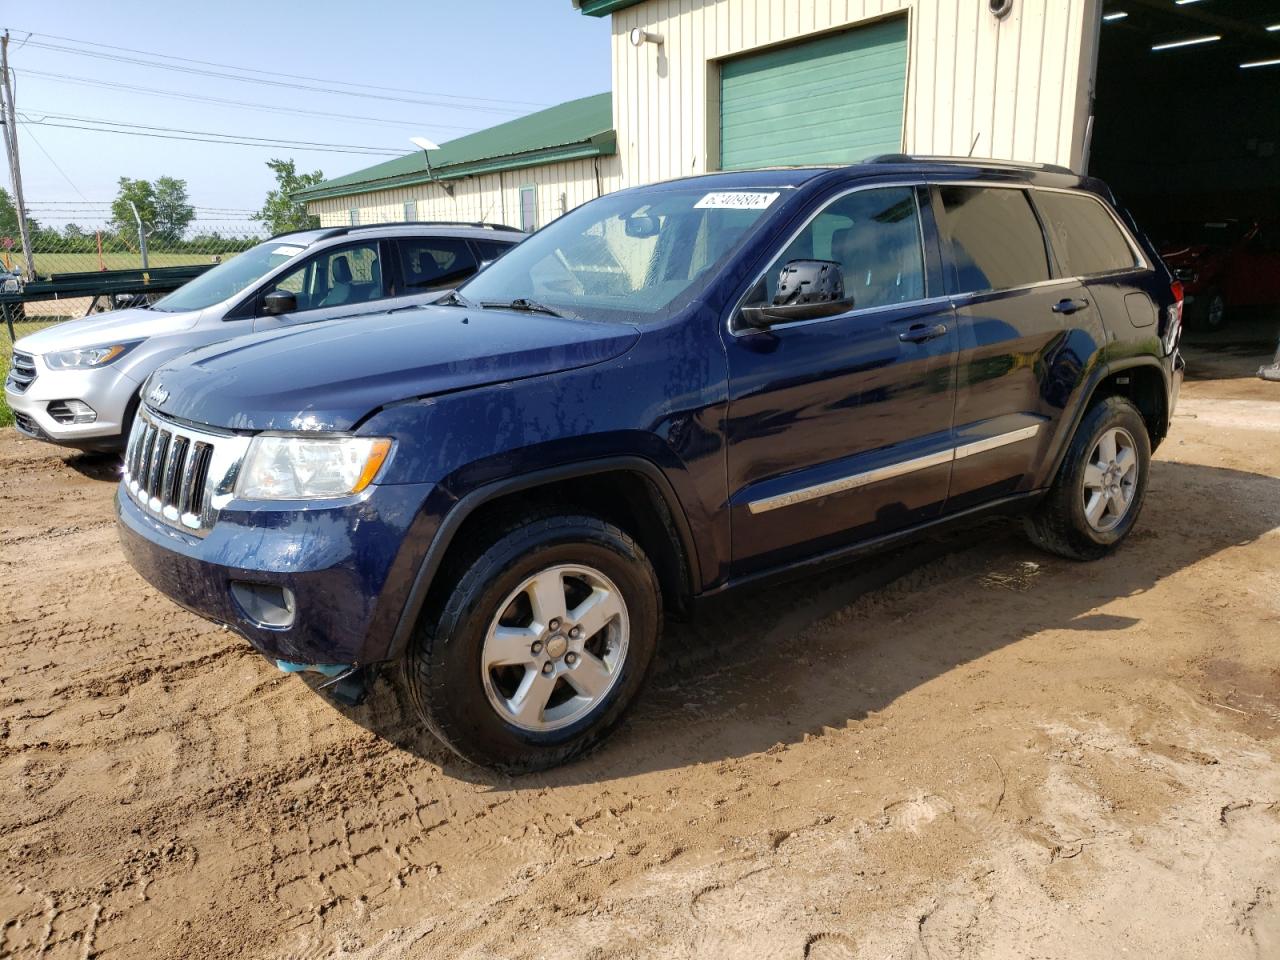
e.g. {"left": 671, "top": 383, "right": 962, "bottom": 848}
{"left": 694, "top": 191, "right": 780, "bottom": 210}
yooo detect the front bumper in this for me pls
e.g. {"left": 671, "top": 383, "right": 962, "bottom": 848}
{"left": 116, "top": 480, "right": 439, "bottom": 665}
{"left": 6, "top": 360, "right": 140, "bottom": 447}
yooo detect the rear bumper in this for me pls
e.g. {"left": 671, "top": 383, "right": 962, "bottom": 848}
{"left": 116, "top": 480, "right": 439, "bottom": 665}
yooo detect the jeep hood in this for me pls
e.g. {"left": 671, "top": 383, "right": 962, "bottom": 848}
{"left": 17, "top": 306, "right": 202, "bottom": 353}
{"left": 144, "top": 306, "right": 641, "bottom": 431}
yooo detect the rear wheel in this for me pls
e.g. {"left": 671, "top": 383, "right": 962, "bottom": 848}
{"left": 1198, "top": 289, "right": 1228, "bottom": 330}
{"left": 404, "top": 514, "right": 660, "bottom": 772}
{"left": 1025, "top": 396, "right": 1151, "bottom": 560}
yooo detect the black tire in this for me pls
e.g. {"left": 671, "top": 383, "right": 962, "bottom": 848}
{"left": 404, "top": 514, "right": 661, "bottom": 772}
{"left": 1025, "top": 396, "right": 1151, "bottom": 561}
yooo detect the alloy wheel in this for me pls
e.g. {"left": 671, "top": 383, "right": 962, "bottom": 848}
{"left": 1081, "top": 426, "right": 1138, "bottom": 533}
{"left": 480, "top": 564, "right": 630, "bottom": 732}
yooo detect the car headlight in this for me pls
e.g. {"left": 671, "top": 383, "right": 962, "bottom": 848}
{"left": 236, "top": 435, "right": 393, "bottom": 500}
{"left": 44, "top": 341, "right": 140, "bottom": 370}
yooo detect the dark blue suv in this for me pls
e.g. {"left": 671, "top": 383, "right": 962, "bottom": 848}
{"left": 117, "top": 158, "right": 1184, "bottom": 771}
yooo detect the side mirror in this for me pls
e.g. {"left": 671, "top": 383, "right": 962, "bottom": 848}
{"left": 262, "top": 289, "right": 297, "bottom": 316}
{"left": 740, "top": 259, "right": 854, "bottom": 329}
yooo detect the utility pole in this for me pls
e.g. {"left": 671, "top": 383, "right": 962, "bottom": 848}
{"left": 0, "top": 31, "right": 35, "bottom": 280}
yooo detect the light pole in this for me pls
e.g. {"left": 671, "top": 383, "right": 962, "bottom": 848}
{"left": 410, "top": 137, "right": 440, "bottom": 180}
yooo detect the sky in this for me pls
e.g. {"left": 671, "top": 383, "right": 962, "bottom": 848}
{"left": 9, "top": 1, "right": 612, "bottom": 231}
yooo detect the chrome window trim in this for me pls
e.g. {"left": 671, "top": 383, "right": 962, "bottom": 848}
{"left": 746, "top": 424, "right": 1042, "bottom": 515}
{"left": 727, "top": 180, "right": 933, "bottom": 338}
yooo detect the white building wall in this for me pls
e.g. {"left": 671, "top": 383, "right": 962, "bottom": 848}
{"left": 308, "top": 155, "right": 624, "bottom": 230}
{"left": 609, "top": 0, "right": 1101, "bottom": 186}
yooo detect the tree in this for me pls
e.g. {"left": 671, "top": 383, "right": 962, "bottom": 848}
{"left": 153, "top": 176, "right": 195, "bottom": 244}
{"left": 110, "top": 177, "right": 157, "bottom": 238}
{"left": 254, "top": 158, "right": 324, "bottom": 235}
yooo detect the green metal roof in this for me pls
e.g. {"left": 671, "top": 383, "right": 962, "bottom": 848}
{"left": 576, "top": 0, "right": 645, "bottom": 15}
{"left": 295, "top": 93, "right": 615, "bottom": 203}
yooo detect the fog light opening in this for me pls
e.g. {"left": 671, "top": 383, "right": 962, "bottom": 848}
{"left": 230, "top": 581, "right": 296, "bottom": 628}
{"left": 47, "top": 399, "right": 97, "bottom": 424}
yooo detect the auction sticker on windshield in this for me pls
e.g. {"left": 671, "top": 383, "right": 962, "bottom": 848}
{"left": 272, "top": 245, "right": 305, "bottom": 257}
{"left": 694, "top": 192, "right": 780, "bottom": 210}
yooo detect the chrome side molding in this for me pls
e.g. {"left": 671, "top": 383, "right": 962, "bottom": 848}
{"left": 747, "top": 424, "right": 1042, "bottom": 515}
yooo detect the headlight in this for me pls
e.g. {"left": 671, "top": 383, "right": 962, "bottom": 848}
{"left": 44, "top": 341, "right": 140, "bottom": 370}
{"left": 236, "top": 435, "right": 393, "bottom": 500}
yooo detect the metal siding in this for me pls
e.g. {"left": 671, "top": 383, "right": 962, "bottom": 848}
{"left": 610, "top": 0, "right": 1095, "bottom": 185}
{"left": 719, "top": 16, "right": 909, "bottom": 168}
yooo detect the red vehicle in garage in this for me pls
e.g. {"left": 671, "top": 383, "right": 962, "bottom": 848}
{"left": 1158, "top": 219, "right": 1280, "bottom": 330}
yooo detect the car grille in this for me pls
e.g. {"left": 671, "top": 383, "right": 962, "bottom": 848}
{"left": 13, "top": 411, "right": 46, "bottom": 439}
{"left": 6, "top": 350, "right": 36, "bottom": 393}
{"left": 122, "top": 407, "right": 251, "bottom": 536}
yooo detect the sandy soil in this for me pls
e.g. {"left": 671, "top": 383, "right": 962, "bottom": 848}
{"left": 2, "top": 344, "right": 1279, "bottom": 960}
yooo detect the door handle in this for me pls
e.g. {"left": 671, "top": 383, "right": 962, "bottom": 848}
{"left": 1051, "top": 297, "right": 1090, "bottom": 315}
{"left": 899, "top": 322, "right": 949, "bottom": 344}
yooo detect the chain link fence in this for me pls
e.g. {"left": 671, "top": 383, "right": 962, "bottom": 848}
{"left": 3, "top": 218, "right": 270, "bottom": 325}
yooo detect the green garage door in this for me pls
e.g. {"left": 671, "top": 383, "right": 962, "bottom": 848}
{"left": 720, "top": 17, "right": 908, "bottom": 170}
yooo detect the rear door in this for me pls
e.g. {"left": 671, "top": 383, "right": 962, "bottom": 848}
{"left": 934, "top": 183, "right": 1094, "bottom": 511}
{"left": 722, "top": 183, "right": 958, "bottom": 577}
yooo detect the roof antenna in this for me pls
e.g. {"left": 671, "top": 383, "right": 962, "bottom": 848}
{"left": 968, "top": 133, "right": 981, "bottom": 157}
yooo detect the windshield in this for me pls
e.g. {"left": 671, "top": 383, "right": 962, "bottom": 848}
{"left": 457, "top": 186, "right": 784, "bottom": 322}
{"left": 151, "top": 238, "right": 310, "bottom": 312}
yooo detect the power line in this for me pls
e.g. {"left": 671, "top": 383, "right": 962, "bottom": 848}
{"left": 12, "top": 37, "right": 539, "bottom": 116}
{"left": 17, "top": 124, "right": 89, "bottom": 199}
{"left": 18, "top": 112, "right": 406, "bottom": 156}
{"left": 21, "top": 69, "right": 484, "bottom": 134}
{"left": 9, "top": 28, "right": 551, "bottom": 109}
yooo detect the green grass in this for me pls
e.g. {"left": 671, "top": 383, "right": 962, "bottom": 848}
{"left": 14, "top": 251, "right": 244, "bottom": 277}
{"left": 1, "top": 323, "right": 55, "bottom": 427}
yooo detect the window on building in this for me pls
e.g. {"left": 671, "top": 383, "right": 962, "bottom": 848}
{"left": 759, "top": 186, "right": 925, "bottom": 309}
{"left": 348, "top": 208, "right": 361, "bottom": 227}
{"left": 395, "top": 237, "right": 479, "bottom": 290}
{"left": 520, "top": 186, "right": 537, "bottom": 232}
{"left": 938, "top": 186, "right": 1051, "bottom": 294}
{"left": 403, "top": 199, "right": 418, "bottom": 222}
{"left": 1033, "top": 191, "right": 1139, "bottom": 277}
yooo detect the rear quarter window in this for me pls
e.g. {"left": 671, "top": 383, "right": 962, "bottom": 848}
{"left": 1033, "top": 191, "right": 1140, "bottom": 277}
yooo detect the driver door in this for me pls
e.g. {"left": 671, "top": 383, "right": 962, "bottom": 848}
{"left": 253, "top": 240, "right": 392, "bottom": 331}
{"left": 721, "top": 184, "right": 959, "bottom": 577}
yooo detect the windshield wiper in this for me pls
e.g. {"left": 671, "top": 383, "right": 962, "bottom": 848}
{"left": 437, "top": 289, "right": 476, "bottom": 308}
{"left": 480, "top": 297, "right": 570, "bottom": 319}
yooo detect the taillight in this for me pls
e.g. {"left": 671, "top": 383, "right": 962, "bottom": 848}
{"left": 1165, "top": 279, "right": 1184, "bottom": 354}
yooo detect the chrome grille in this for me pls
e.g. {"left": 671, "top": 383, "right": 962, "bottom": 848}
{"left": 122, "top": 408, "right": 251, "bottom": 535}
{"left": 6, "top": 350, "right": 36, "bottom": 392}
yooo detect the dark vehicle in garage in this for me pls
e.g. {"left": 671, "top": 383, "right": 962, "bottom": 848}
{"left": 116, "top": 158, "right": 1184, "bottom": 771}
{"left": 1158, "top": 218, "right": 1280, "bottom": 329}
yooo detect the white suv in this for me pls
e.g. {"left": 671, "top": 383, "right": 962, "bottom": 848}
{"left": 5, "top": 222, "right": 522, "bottom": 451}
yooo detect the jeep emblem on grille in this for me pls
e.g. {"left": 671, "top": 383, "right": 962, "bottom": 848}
{"left": 147, "top": 383, "right": 169, "bottom": 406}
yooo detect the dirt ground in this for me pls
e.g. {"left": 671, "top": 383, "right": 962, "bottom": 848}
{"left": 2, "top": 340, "right": 1279, "bottom": 960}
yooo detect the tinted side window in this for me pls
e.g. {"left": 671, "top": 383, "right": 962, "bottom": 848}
{"left": 1033, "top": 191, "right": 1138, "bottom": 276}
{"left": 474, "top": 239, "right": 516, "bottom": 262}
{"left": 397, "top": 237, "right": 479, "bottom": 290}
{"left": 939, "top": 186, "right": 1050, "bottom": 294}
{"left": 759, "top": 186, "right": 926, "bottom": 310}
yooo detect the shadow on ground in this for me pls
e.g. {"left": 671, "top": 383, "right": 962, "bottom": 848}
{"left": 341, "top": 458, "right": 1280, "bottom": 786}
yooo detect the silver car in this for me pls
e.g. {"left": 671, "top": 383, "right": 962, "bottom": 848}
{"left": 5, "top": 222, "right": 522, "bottom": 451}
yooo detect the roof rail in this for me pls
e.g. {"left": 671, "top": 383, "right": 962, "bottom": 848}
{"left": 867, "top": 154, "right": 1077, "bottom": 177}
{"left": 315, "top": 220, "right": 524, "bottom": 241}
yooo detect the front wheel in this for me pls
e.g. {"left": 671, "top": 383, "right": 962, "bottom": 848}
{"left": 404, "top": 514, "right": 661, "bottom": 772}
{"left": 1025, "top": 396, "right": 1151, "bottom": 561}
